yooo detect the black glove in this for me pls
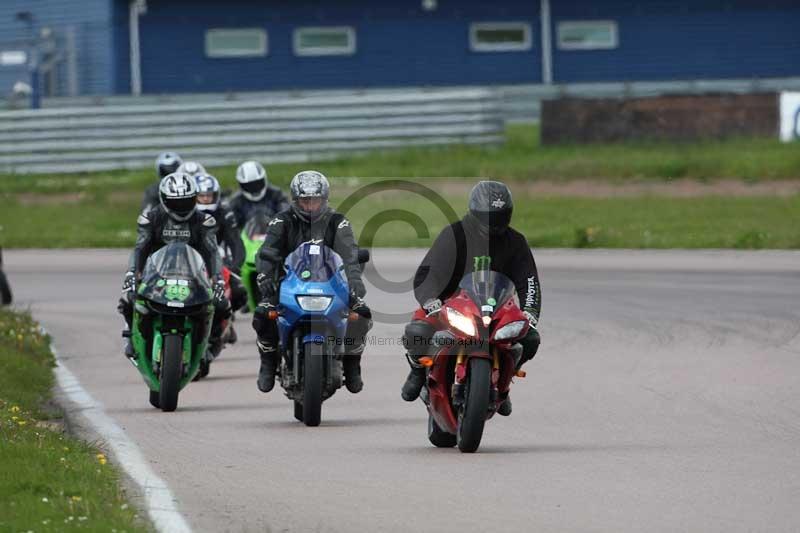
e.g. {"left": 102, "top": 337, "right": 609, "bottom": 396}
{"left": 349, "top": 293, "right": 371, "bottom": 319}
{"left": 256, "top": 273, "right": 277, "bottom": 303}
{"left": 122, "top": 271, "right": 136, "bottom": 293}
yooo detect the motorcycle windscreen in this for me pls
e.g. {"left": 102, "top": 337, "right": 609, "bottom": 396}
{"left": 284, "top": 242, "right": 344, "bottom": 283}
{"left": 140, "top": 243, "right": 212, "bottom": 306}
{"left": 243, "top": 211, "right": 271, "bottom": 241}
{"left": 458, "top": 270, "right": 519, "bottom": 309}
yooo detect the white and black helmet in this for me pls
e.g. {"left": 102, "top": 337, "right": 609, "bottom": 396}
{"left": 155, "top": 151, "right": 182, "bottom": 179}
{"left": 159, "top": 172, "right": 199, "bottom": 221}
{"left": 177, "top": 160, "right": 206, "bottom": 179}
{"left": 195, "top": 173, "right": 221, "bottom": 213}
{"left": 290, "top": 170, "right": 330, "bottom": 221}
{"left": 235, "top": 161, "right": 268, "bottom": 201}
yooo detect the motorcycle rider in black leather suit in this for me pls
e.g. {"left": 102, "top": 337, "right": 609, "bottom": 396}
{"left": 400, "top": 181, "right": 542, "bottom": 416}
{"left": 251, "top": 170, "right": 372, "bottom": 394}
{"left": 226, "top": 161, "right": 291, "bottom": 226}
{"left": 119, "top": 172, "right": 231, "bottom": 358}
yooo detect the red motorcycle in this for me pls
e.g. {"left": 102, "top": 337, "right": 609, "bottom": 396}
{"left": 418, "top": 271, "right": 529, "bottom": 453}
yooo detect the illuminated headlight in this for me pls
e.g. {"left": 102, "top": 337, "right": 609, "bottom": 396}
{"left": 447, "top": 308, "right": 476, "bottom": 337}
{"left": 494, "top": 320, "right": 526, "bottom": 341}
{"left": 296, "top": 295, "right": 332, "bottom": 311}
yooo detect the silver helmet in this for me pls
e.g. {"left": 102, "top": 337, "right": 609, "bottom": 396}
{"left": 177, "top": 160, "right": 206, "bottom": 179}
{"left": 159, "top": 172, "right": 198, "bottom": 221}
{"left": 289, "top": 170, "right": 330, "bottom": 221}
{"left": 236, "top": 161, "right": 268, "bottom": 201}
{"left": 195, "top": 173, "right": 221, "bottom": 213}
{"left": 155, "top": 151, "right": 182, "bottom": 179}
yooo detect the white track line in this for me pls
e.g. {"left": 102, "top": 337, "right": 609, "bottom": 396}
{"left": 51, "top": 340, "right": 193, "bottom": 533}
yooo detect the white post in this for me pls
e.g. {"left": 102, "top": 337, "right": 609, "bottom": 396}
{"left": 540, "top": 0, "right": 553, "bottom": 84}
{"left": 129, "top": 0, "right": 144, "bottom": 95}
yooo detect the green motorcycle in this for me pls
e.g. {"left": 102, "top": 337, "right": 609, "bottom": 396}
{"left": 130, "top": 243, "right": 214, "bottom": 412}
{"left": 240, "top": 213, "right": 271, "bottom": 312}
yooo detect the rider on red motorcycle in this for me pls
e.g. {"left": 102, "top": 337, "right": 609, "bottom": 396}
{"left": 401, "top": 181, "right": 541, "bottom": 416}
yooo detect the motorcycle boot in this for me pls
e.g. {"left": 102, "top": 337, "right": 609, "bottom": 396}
{"left": 343, "top": 354, "right": 363, "bottom": 393}
{"left": 401, "top": 353, "right": 426, "bottom": 402}
{"left": 401, "top": 319, "right": 433, "bottom": 401}
{"left": 497, "top": 392, "right": 512, "bottom": 416}
{"left": 256, "top": 339, "right": 279, "bottom": 393}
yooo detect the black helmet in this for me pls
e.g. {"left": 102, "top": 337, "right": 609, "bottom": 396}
{"left": 236, "top": 161, "right": 268, "bottom": 201}
{"left": 159, "top": 172, "right": 198, "bottom": 221}
{"left": 290, "top": 170, "right": 330, "bottom": 221}
{"left": 155, "top": 151, "right": 182, "bottom": 179}
{"left": 468, "top": 180, "right": 513, "bottom": 235}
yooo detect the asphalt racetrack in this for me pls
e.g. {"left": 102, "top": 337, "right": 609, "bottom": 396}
{"left": 6, "top": 249, "right": 800, "bottom": 533}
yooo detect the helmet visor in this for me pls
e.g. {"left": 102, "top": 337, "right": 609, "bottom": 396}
{"left": 296, "top": 197, "right": 328, "bottom": 219}
{"left": 165, "top": 196, "right": 196, "bottom": 218}
{"left": 472, "top": 209, "right": 511, "bottom": 234}
{"left": 241, "top": 179, "right": 266, "bottom": 195}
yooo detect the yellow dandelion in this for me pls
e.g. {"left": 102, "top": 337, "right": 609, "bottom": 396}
{"left": 17, "top": 420, "right": 27, "bottom": 426}
{"left": 10, "top": 406, "right": 20, "bottom": 413}
{"left": 63, "top": 447, "right": 70, "bottom": 452}
{"left": 71, "top": 495, "right": 82, "bottom": 502}
{"left": 96, "top": 453, "right": 107, "bottom": 465}
{"left": 11, "top": 416, "right": 18, "bottom": 421}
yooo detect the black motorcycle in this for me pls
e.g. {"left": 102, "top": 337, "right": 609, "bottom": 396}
{"left": 0, "top": 248, "right": 12, "bottom": 305}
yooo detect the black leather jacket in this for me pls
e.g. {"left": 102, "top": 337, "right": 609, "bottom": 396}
{"left": 226, "top": 186, "right": 291, "bottom": 227}
{"left": 205, "top": 205, "right": 245, "bottom": 274}
{"left": 256, "top": 207, "right": 366, "bottom": 298}
{"left": 129, "top": 205, "right": 222, "bottom": 281}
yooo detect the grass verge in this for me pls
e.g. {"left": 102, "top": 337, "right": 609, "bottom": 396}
{"left": 1, "top": 124, "right": 799, "bottom": 197}
{"left": 0, "top": 308, "right": 147, "bottom": 532}
{"left": 2, "top": 188, "right": 798, "bottom": 249}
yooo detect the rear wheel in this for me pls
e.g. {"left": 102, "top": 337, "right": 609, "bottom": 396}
{"left": 293, "top": 401, "right": 303, "bottom": 422}
{"left": 456, "top": 357, "right": 491, "bottom": 453}
{"left": 428, "top": 413, "right": 456, "bottom": 448}
{"left": 159, "top": 335, "right": 183, "bottom": 412}
{"left": 302, "top": 342, "right": 324, "bottom": 427}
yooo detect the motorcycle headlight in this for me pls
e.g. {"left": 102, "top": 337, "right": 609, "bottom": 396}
{"left": 447, "top": 308, "right": 476, "bottom": 337}
{"left": 296, "top": 295, "right": 332, "bottom": 311}
{"left": 494, "top": 320, "right": 526, "bottom": 341}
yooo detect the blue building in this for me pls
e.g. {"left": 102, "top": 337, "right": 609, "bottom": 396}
{"left": 1, "top": 0, "right": 799, "bottom": 97}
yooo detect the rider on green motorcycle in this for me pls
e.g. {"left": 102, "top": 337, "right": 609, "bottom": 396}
{"left": 251, "top": 170, "right": 372, "bottom": 395}
{"left": 119, "top": 172, "right": 231, "bottom": 357}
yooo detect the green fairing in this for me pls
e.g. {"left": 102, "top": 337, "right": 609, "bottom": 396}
{"left": 131, "top": 300, "right": 214, "bottom": 392}
{"left": 241, "top": 227, "right": 265, "bottom": 312}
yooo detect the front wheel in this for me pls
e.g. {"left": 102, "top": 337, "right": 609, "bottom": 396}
{"left": 302, "top": 342, "right": 324, "bottom": 427}
{"left": 159, "top": 335, "right": 183, "bottom": 412}
{"left": 457, "top": 357, "right": 491, "bottom": 453}
{"left": 0, "top": 270, "right": 11, "bottom": 305}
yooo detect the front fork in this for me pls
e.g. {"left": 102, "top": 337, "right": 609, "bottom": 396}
{"left": 451, "top": 350, "right": 500, "bottom": 407}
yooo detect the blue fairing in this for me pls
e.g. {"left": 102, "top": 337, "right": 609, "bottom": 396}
{"left": 277, "top": 242, "right": 350, "bottom": 351}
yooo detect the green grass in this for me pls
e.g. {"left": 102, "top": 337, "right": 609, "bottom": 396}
{"left": 2, "top": 124, "right": 800, "bottom": 197}
{"left": 0, "top": 309, "right": 148, "bottom": 532}
{"left": 2, "top": 187, "right": 799, "bottom": 249}
{"left": 2, "top": 123, "right": 799, "bottom": 248}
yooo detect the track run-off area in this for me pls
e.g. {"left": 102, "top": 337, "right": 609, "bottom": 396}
{"left": 6, "top": 249, "right": 800, "bottom": 533}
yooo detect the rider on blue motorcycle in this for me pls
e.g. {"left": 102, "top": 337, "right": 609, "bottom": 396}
{"left": 251, "top": 170, "right": 372, "bottom": 394}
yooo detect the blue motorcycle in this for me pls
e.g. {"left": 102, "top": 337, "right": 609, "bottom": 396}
{"left": 270, "top": 241, "right": 369, "bottom": 426}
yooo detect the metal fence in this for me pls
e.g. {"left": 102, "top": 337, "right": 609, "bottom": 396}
{"left": 0, "top": 88, "right": 504, "bottom": 174}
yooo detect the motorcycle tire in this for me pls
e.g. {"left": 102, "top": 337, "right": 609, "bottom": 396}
{"left": 302, "top": 341, "right": 324, "bottom": 427}
{"left": 149, "top": 390, "right": 160, "bottom": 409}
{"left": 428, "top": 413, "right": 456, "bottom": 448}
{"left": 159, "top": 334, "right": 183, "bottom": 412}
{"left": 456, "top": 357, "right": 491, "bottom": 453}
{"left": 293, "top": 401, "right": 303, "bottom": 422}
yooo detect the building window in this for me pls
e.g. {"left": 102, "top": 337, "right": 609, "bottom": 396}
{"left": 470, "top": 23, "right": 532, "bottom": 52}
{"left": 557, "top": 21, "right": 618, "bottom": 50}
{"left": 294, "top": 27, "right": 356, "bottom": 56}
{"left": 0, "top": 50, "right": 27, "bottom": 66}
{"left": 205, "top": 28, "right": 267, "bottom": 58}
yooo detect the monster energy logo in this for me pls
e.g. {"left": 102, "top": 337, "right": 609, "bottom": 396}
{"left": 473, "top": 255, "right": 491, "bottom": 271}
